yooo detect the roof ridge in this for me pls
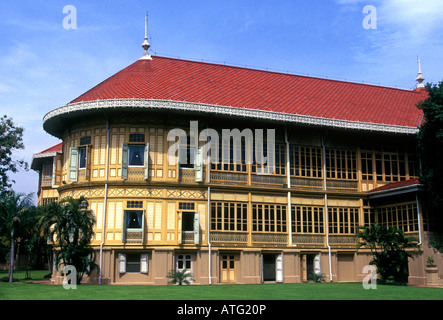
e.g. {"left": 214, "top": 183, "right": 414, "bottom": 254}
{"left": 149, "top": 55, "right": 422, "bottom": 93}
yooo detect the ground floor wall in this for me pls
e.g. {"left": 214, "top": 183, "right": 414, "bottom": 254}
{"left": 50, "top": 245, "right": 441, "bottom": 286}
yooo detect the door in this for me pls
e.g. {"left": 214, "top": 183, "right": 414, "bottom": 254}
{"left": 337, "top": 254, "right": 355, "bottom": 282}
{"left": 262, "top": 254, "right": 284, "bottom": 283}
{"left": 262, "top": 254, "right": 276, "bottom": 282}
{"left": 220, "top": 255, "right": 236, "bottom": 283}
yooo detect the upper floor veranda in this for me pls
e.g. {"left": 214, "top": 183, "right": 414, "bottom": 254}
{"left": 41, "top": 112, "right": 420, "bottom": 195}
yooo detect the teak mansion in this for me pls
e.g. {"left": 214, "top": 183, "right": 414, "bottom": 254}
{"left": 31, "top": 27, "right": 443, "bottom": 286}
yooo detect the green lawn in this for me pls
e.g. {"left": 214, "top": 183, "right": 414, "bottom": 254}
{"left": 0, "top": 270, "right": 441, "bottom": 300}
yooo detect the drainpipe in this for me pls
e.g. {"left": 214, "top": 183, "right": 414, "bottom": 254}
{"left": 285, "top": 127, "right": 292, "bottom": 247}
{"left": 207, "top": 185, "right": 212, "bottom": 285}
{"left": 99, "top": 120, "right": 110, "bottom": 285}
{"left": 416, "top": 194, "right": 422, "bottom": 246}
{"left": 322, "top": 135, "right": 333, "bottom": 282}
{"left": 206, "top": 126, "right": 212, "bottom": 285}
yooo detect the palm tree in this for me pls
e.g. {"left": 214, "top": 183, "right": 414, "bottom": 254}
{"left": 38, "top": 201, "right": 64, "bottom": 275}
{"left": 167, "top": 269, "right": 194, "bottom": 285}
{"left": 44, "top": 196, "right": 97, "bottom": 284}
{"left": 14, "top": 205, "right": 42, "bottom": 279}
{"left": 0, "top": 191, "right": 34, "bottom": 283}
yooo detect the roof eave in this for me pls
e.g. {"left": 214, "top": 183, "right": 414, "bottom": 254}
{"left": 368, "top": 184, "right": 424, "bottom": 200}
{"left": 43, "top": 99, "right": 420, "bottom": 139}
{"left": 30, "top": 151, "right": 60, "bottom": 171}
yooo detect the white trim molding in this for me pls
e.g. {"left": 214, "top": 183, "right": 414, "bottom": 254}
{"left": 43, "top": 99, "right": 420, "bottom": 135}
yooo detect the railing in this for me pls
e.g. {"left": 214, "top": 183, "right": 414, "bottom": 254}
{"left": 127, "top": 167, "right": 145, "bottom": 181}
{"left": 251, "top": 175, "right": 286, "bottom": 188}
{"left": 42, "top": 177, "right": 53, "bottom": 186}
{"left": 179, "top": 168, "right": 199, "bottom": 183}
{"left": 181, "top": 231, "right": 195, "bottom": 244}
{"left": 292, "top": 235, "right": 325, "bottom": 247}
{"left": 329, "top": 235, "right": 359, "bottom": 246}
{"left": 290, "top": 177, "right": 323, "bottom": 190}
{"left": 251, "top": 233, "right": 287, "bottom": 246}
{"left": 78, "top": 169, "right": 88, "bottom": 182}
{"left": 210, "top": 232, "right": 248, "bottom": 245}
{"left": 326, "top": 180, "right": 359, "bottom": 191}
{"left": 210, "top": 172, "right": 248, "bottom": 185}
{"left": 124, "top": 229, "right": 143, "bottom": 244}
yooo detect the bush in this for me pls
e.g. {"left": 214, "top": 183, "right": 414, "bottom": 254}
{"left": 167, "top": 269, "right": 194, "bottom": 285}
{"left": 358, "top": 224, "right": 418, "bottom": 286}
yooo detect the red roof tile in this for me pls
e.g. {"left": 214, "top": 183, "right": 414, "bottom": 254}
{"left": 38, "top": 142, "right": 63, "bottom": 154}
{"left": 70, "top": 56, "right": 428, "bottom": 128}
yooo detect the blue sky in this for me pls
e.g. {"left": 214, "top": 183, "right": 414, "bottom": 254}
{"left": 1, "top": 0, "right": 442, "bottom": 199}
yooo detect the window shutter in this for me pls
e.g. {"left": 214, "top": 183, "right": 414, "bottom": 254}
{"left": 53, "top": 153, "right": 63, "bottom": 187}
{"left": 142, "top": 210, "right": 146, "bottom": 244}
{"left": 179, "top": 211, "right": 183, "bottom": 244}
{"left": 144, "top": 143, "right": 150, "bottom": 180}
{"left": 261, "top": 254, "right": 264, "bottom": 283}
{"left": 51, "top": 156, "right": 57, "bottom": 187}
{"left": 118, "top": 253, "right": 126, "bottom": 274}
{"left": 314, "top": 254, "right": 321, "bottom": 275}
{"left": 177, "top": 145, "right": 183, "bottom": 180}
{"left": 68, "top": 147, "right": 79, "bottom": 182}
{"left": 122, "top": 211, "right": 127, "bottom": 244}
{"left": 195, "top": 147, "right": 203, "bottom": 182}
{"left": 193, "top": 212, "right": 200, "bottom": 245}
{"left": 276, "top": 254, "right": 283, "bottom": 283}
{"left": 140, "top": 254, "right": 149, "bottom": 274}
{"left": 121, "top": 143, "right": 129, "bottom": 180}
{"left": 85, "top": 145, "right": 91, "bottom": 180}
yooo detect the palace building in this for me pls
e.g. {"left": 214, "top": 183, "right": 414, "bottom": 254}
{"left": 31, "top": 25, "right": 442, "bottom": 286}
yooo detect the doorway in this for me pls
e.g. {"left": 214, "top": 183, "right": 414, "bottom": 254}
{"left": 302, "top": 253, "right": 321, "bottom": 282}
{"left": 262, "top": 253, "right": 283, "bottom": 283}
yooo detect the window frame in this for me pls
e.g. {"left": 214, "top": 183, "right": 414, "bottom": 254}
{"left": 179, "top": 211, "right": 200, "bottom": 245}
{"left": 128, "top": 144, "right": 145, "bottom": 167}
{"left": 118, "top": 253, "right": 149, "bottom": 274}
{"left": 79, "top": 146, "right": 87, "bottom": 169}
{"left": 176, "top": 254, "right": 193, "bottom": 272}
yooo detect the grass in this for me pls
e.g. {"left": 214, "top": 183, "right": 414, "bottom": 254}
{"left": 0, "top": 270, "right": 442, "bottom": 301}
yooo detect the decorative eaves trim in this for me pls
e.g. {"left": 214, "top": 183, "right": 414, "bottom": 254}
{"left": 32, "top": 151, "right": 58, "bottom": 159}
{"left": 43, "top": 99, "right": 419, "bottom": 135}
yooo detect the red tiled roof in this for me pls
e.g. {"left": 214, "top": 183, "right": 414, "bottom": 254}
{"left": 368, "top": 179, "right": 422, "bottom": 194}
{"left": 37, "top": 142, "right": 63, "bottom": 154}
{"left": 70, "top": 56, "right": 428, "bottom": 128}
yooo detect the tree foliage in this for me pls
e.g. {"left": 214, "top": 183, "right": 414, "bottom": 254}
{"left": 0, "top": 115, "right": 28, "bottom": 193}
{"left": 0, "top": 190, "right": 35, "bottom": 281}
{"left": 0, "top": 191, "right": 33, "bottom": 236}
{"left": 43, "top": 196, "right": 98, "bottom": 284}
{"left": 358, "top": 224, "right": 418, "bottom": 285}
{"left": 417, "top": 81, "right": 443, "bottom": 216}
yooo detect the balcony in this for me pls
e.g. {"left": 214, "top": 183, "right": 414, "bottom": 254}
{"left": 123, "top": 229, "right": 144, "bottom": 244}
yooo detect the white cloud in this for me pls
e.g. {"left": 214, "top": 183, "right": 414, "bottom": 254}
{"left": 335, "top": 0, "right": 443, "bottom": 87}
